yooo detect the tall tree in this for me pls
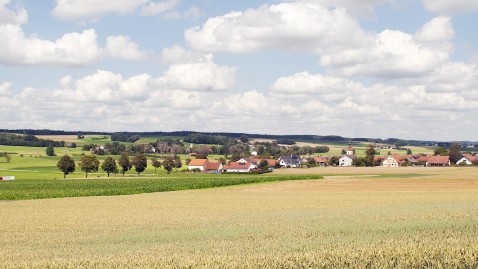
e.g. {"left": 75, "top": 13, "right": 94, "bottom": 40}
{"left": 434, "top": 147, "right": 448, "bottom": 156}
{"left": 57, "top": 155, "right": 75, "bottom": 179}
{"left": 101, "top": 156, "right": 118, "bottom": 177}
{"left": 46, "top": 144, "right": 56, "bottom": 156}
{"left": 364, "top": 144, "right": 378, "bottom": 166}
{"left": 151, "top": 158, "right": 161, "bottom": 173}
{"left": 174, "top": 157, "right": 182, "bottom": 172}
{"left": 79, "top": 155, "right": 99, "bottom": 178}
{"left": 118, "top": 152, "right": 132, "bottom": 176}
{"left": 162, "top": 156, "right": 175, "bottom": 174}
{"left": 132, "top": 153, "right": 147, "bottom": 175}
{"left": 448, "top": 143, "right": 462, "bottom": 164}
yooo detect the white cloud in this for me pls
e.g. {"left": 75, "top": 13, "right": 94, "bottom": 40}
{"left": 185, "top": 2, "right": 365, "bottom": 54}
{"left": 414, "top": 16, "right": 454, "bottom": 43}
{"left": 161, "top": 45, "right": 210, "bottom": 64}
{"left": 156, "top": 54, "right": 237, "bottom": 91}
{"left": 52, "top": 0, "right": 182, "bottom": 21}
{"left": 141, "top": 0, "right": 179, "bottom": 16}
{"left": 0, "top": 25, "right": 100, "bottom": 66}
{"left": 0, "top": 81, "right": 12, "bottom": 95}
{"left": 422, "top": 0, "right": 478, "bottom": 15}
{"left": 321, "top": 16, "right": 454, "bottom": 78}
{"left": 0, "top": 0, "right": 27, "bottom": 25}
{"left": 105, "top": 35, "right": 150, "bottom": 61}
{"left": 295, "top": 0, "right": 391, "bottom": 19}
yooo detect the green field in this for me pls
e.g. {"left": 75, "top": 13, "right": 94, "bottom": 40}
{"left": 1, "top": 167, "right": 477, "bottom": 268}
{"left": 0, "top": 174, "right": 320, "bottom": 200}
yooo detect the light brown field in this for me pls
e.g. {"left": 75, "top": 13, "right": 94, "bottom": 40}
{"left": 36, "top": 135, "right": 80, "bottom": 143}
{"left": 1, "top": 167, "right": 477, "bottom": 268}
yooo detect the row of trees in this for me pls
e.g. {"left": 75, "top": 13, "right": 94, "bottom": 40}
{"left": 56, "top": 153, "right": 185, "bottom": 179}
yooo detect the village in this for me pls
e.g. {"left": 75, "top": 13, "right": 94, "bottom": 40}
{"left": 186, "top": 144, "right": 478, "bottom": 174}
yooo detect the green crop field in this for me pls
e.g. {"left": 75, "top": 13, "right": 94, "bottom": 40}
{"left": 0, "top": 167, "right": 477, "bottom": 268}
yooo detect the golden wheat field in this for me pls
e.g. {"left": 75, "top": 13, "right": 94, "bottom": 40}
{"left": 1, "top": 167, "right": 478, "bottom": 268}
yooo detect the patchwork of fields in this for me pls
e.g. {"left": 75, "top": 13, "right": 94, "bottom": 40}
{"left": 1, "top": 167, "right": 477, "bottom": 268}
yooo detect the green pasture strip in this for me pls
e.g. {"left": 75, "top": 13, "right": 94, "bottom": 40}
{"left": 0, "top": 174, "right": 321, "bottom": 200}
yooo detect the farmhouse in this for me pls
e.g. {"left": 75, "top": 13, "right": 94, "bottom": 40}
{"left": 382, "top": 154, "right": 404, "bottom": 167}
{"left": 278, "top": 154, "right": 302, "bottom": 168}
{"left": 339, "top": 155, "right": 356, "bottom": 167}
{"left": 313, "top": 156, "right": 329, "bottom": 167}
{"left": 187, "top": 159, "right": 209, "bottom": 171}
{"left": 345, "top": 146, "right": 355, "bottom": 156}
{"left": 223, "top": 159, "right": 253, "bottom": 173}
{"left": 426, "top": 156, "right": 451, "bottom": 167}
{"left": 204, "top": 162, "right": 223, "bottom": 174}
{"left": 456, "top": 154, "right": 477, "bottom": 165}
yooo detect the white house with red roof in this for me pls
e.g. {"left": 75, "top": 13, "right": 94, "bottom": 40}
{"left": 382, "top": 154, "right": 405, "bottom": 167}
{"left": 188, "top": 159, "right": 209, "bottom": 171}
{"left": 223, "top": 159, "right": 253, "bottom": 173}
{"left": 456, "top": 154, "right": 478, "bottom": 165}
{"left": 426, "top": 156, "right": 451, "bottom": 167}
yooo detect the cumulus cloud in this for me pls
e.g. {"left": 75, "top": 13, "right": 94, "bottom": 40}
{"left": 0, "top": 0, "right": 27, "bottom": 25}
{"left": 0, "top": 81, "right": 12, "bottom": 95}
{"left": 156, "top": 53, "right": 237, "bottom": 91}
{"left": 52, "top": 0, "right": 182, "bottom": 21}
{"left": 105, "top": 35, "right": 150, "bottom": 61}
{"left": 422, "top": 0, "right": 478, "bottom": 15}
{"left": 185, "top": 2, "right": 366, "bottom": 54}
{"left": 320, "top": 17, "right": 454, "bottom": 78}
{"left": 0, "top": 25, "right": 100, "bottom": 66}
{"left": 295, "top": 0, "right": 390, "bottom": 19}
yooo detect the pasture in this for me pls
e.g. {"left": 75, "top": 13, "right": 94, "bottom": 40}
{"left": 1, "top": 167, "right": 477, "bottom": 268}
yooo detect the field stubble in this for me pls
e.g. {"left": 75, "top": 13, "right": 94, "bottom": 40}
{"left": 1, "top": 168, "right": 478, "bottom": 268}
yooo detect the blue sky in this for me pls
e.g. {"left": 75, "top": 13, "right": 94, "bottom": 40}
{"left": 1, "top": 0, "right": 478, "bottom": 140}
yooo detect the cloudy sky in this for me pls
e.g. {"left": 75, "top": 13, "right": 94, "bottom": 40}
{"left": 1, "top": 0, "right": 478, "bottom": 140}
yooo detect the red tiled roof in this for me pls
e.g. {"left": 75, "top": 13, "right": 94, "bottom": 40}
{"left": 188, "top": 159, "right": 208, "bottom": 166}
{"left": 205, "top": 162, "right": 221, "bottom": 170}
{"left": 427, "top": 156, "right": 450, "bottom": 164}
{"left": 418, "top": 156, "right": 429, "bottom": 162}
{"left": 313, "top": 156, "right": 328, "bottom": 163}
{"left": 254, "top": 159, "right": 279, "bottom": 166}
{"left": 223, "top": 162, "right": 252, "bottom": 170}
{"left": 463, "top": 154, "right": 477, "bottom": 162}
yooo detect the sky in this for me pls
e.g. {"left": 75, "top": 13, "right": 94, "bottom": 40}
{"left": 1, "top": 0, "right": 478, "bottom": 141}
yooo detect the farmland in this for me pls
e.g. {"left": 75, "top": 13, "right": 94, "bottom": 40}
{"left": 1, "top": 167, "right": 478, "bottom": 268}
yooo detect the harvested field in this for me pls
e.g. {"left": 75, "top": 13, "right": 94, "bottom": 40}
{"left": 1, "top": 167, "right": 477, "bottom": 268}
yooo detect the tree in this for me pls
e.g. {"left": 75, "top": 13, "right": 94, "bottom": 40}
{"left": 118, "top": 152, "right": 132, "bottom": 176}
{"left": 174, "top": 157, "right": 182, "bottom": 171}
{"left": 407, "top": 148, "right": 412, "bottom": 155}
{"left": 240, "top": 135, "right": 249, "bottom": 143}
{"left": 5, "top": 154, "right": 11, "bottom": 163}
{"left": 328, "top": 156, "right": 339, "bottom": 166}
{"left": 79, "top": 155, "right": 99, "bottom": 178}
{"left": 57, "top": 155, "right": 75, "bottom": 179}
{"left": 434, "top": 147, "right": 448, "bottom": 156}
{"left": 448, "top": 143, "right": 462, "bottom": 164}
{"left": 365, "top": 144, "right": 378, "bottom": 166}
{"left": 162, "top": 156, "right": 175, "bottom": 174}
{"left": 46, "top": 144, "right": 56, "bottom": 156}
{"left": 151, "top": 158, "right": 161, "bottom": 173}
{"left": 132, "top": 153, "right": 148, "bottom": 175}
{"left": 306, "top": 158, "right": 317, "bottom": 168}
{"left": 218, "top": 157, "right": 227, "bottom": 165}
{"left": 101, "top": 157, "right": 118, "bottom": 177}
{"left": 258, "top": 159, "right": 270, "bottom": 171}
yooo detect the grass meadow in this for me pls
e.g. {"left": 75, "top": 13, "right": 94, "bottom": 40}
{"left": 1, "top": 167, "right": 477, "bottom": 268}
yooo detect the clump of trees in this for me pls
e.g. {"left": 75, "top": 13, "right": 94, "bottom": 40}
{"left": 46, "top": 144, "right": 56, "bottom": 156}
{"left": 111, "top": 133, "right": 140, "bottom": 143}
{"left": 0, "top": 133, "right": 64, "bottom": 147}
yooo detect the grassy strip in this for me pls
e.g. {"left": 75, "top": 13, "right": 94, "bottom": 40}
{"left": 0, "top": 174, "right": 321, "bottom": 200}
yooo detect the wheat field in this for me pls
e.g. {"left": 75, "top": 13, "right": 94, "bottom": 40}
{"left": 1, "top": 168, "right": 478, "bottom": 268}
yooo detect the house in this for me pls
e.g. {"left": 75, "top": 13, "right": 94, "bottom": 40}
{"left": 250, "top": 151, "right": 258, "bottom": 156}
{"left": 426, "top": 156, "right": 451, "bottom": 167}
{"left": 204, "top": 162, "right": 223, "bottom": 174}
{"left": 382, "top": 154, "right": 404, "bottom": 167}
{"left": 223, "top": 159, "right": 253, "bottom": 173}
{"left": 456, "top": 154, "right": 478, "bottom": 165}
{"left": 313, "top": 156, "right": 329, "bottom": 167}
{"left": 254, "top": 159, "right": 279, "bottom": 168}
{"left": 278, "top": 154, "right": 302, "bottom": 168}
{"left": 187, "top": 159, "right": 209, "bottom": 171}
{"left": 339, "top": 155, "right": 356, "bottom": 167}
{"left": 345, "top": 146, "right": 354, "bottom": 156}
